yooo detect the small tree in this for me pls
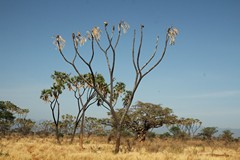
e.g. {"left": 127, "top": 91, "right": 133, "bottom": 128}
{"left": 0, "top": 101, "right": 34, "bottom": 135}
{"left": 14, "top": 118, "right": 35, "bottom": 135}
{"left": 125, "top": 101, "right": 177, "bottom": 141}
{"left": 198, "top": 127, "right": 218, "bottom": 140}
{"left": 84, "top": 117, "right": 107, "bottom": 137}
{"left": 60, "top": 114, "right": 76, "bottom": 135}
{"left": 54, "top": 21, "right": 178, "bottom": 153}
{"left": 14, "top": 108, "right": 35, "bottom": 135}
{"left": 219, "top": 130, "right": 234, "bottom": 143}
{"left": 0, "top": 101, "right": 16, "bottom": 135}
{"left": 168, "top": 126, "right": 188, "bottom": 139}
{"left": 40, "top": 71, "right": 68, "bottom": 143}
{"left": 177, "top": 118, "right": 202, "bottom": 137}
{"left": 169, "top": 126, "right": 181, "bottom": 137}
{"left": 36, "top": 120, "right": 55, "bottom": 136}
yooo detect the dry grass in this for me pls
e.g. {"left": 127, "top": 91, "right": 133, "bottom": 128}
{"left": 0, "top": 135, "right": 240, "bottom": 160}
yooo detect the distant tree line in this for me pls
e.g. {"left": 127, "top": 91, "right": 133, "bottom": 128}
{"left": 1, "top": 100, "right": 238, "bottom": 146}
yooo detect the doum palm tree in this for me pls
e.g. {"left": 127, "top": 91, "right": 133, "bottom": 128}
{"left": 54, "top": 21, "right": 178, "bottom": 153}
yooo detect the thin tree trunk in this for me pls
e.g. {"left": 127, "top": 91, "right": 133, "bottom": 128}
{"left": 114, "top": 129, "right": 121, "bottom": 154}
{"left": 51, "top": 100, "right": 61, "bottom": 144}
{"left": 56, "top": 125, "right": 61, "bottom": 144}
{"left": 139, "top": 131, "right": 146, "bottom": 142}
{"left": 70, "top": 122, "right": 78, "bottom": 144}
{"left": 70, "top": 113, "right": 82, "bottom": 144}
{"left": 56, "top": 101, "right": 61, "bottom": 144}
{"left": 79, "top": 110, "right": 85, "bottom": 149}
{"left": 79, "top": 132, "right": 84, "bottom": 149}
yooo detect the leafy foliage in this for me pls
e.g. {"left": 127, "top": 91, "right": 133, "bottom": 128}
{"left": 0, "top": 101, "right": 34, "bottom": 135}
{"left": 36, "top": 120, "right": 55, "bottom": 135}
{"left": 0, "top": 101, "right": 15, "bottom": 134}
{"left": 60, "top": 114, "right": 76, "bottom": 135}
{"left": 198, "top": 127, "right": 218, "bottom": 140}
{"left": 124, "top": 101, "right": 177, "bottom": 141}
{"left": 168, "top": 126, "right": 188, "bottom": 139}
{"left": 219, "top": 130, "right": 234, "bottom": 142}
{"left": 84, "top": 117, "right": 108, "bottom": 137}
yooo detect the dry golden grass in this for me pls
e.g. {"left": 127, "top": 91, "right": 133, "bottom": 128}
{"left": 0, "top": 135, "right": 240, "bottom": 160}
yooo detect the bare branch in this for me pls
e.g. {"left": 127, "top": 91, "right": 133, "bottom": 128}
{"left": 58, "top": 47, "right": 73, "bottom": 66}
{"left": 80, "top": 87, "right": 86, "bottom": 97}
{"left": 104, "top": 26, "right": 116, "bottom": 75}
{"left": 142, "top": 33, "right": 169, "bottom": 77}
{"left": 96, "top": 40, "right": 106, "bottom": 53}
{"left": 114, "top": 28, "right": 121, "bottom": 49}
{"left": 136, "top": 26, "right": 143, "bottom": 76}
{"left": 132, "top": 30, "right": 138, "bottom": 74}
{"left": 89, "top": 37, "right": 95, "bottom": 64}
{"left": 102, "top": 103, "right": 111, "bottom": 111}
{"left": 72, "top": 50, "right": 77, "bottom": 64}
{"left": 141, "top": 36, "right": 159, "bottom": 71}
{"left": 56, "top": 100, "right": 60, "bottom": 126}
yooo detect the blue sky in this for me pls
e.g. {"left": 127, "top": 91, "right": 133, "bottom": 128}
{"left": 0, "top": 0, "right": 239, "bottom": 129}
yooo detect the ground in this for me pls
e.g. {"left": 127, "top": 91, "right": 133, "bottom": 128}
{"left": 0, "top": 135, "right": 240, "bottom": 160}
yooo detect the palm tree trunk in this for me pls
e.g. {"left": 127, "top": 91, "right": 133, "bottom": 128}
{"left": 79, "top": 110, "right": 85, "bottom": 149}
{"left": 56, "top": 125, "right": 61, "bottom": 144}
{"left": 70, "top": 123, "right": 77, "bottom": 144}
{"left": 114, "top": 129, "right": 121, "bottom": 153}
{"left": 70, "top": 113, "right": 81, "bottom": 144}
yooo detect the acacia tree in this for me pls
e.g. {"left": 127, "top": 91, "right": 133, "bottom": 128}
{"left": 124, "top": 101, "right": 177, "bottom": 141}
{"left": 54, "top": 21, "right": 178, "bottom": 153}
{"left": 0, "top": 101, "right": 16, "bottom": 135}
{"left": 198, "top": 127, "right": 218, "bottom": 140}
{"left": 84, "top": 117, "right": 108, "bottom": 137}
{"left": 40, "top": 71, "right": 68, "bottom": 143}
{"left": 14, "top": 108, "right": 35, "bottom": 135}
{"left": 0, "top": 101, "right": 34, "bottom": 135}
{"left": 176, "top": 118, "right": 202, "bottom": 137}
{"left": 219, "top": 130, "right": 234, "bottom": 143}
{"left": 36, "top": 120, "right": 55, "bottom": 135}
{"left": 60, "top": 114, "right": 76, "bottom": 135}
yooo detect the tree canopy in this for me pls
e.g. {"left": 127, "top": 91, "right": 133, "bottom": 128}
{"left": 124, "top": 101, "right": 177, "bottom": 141}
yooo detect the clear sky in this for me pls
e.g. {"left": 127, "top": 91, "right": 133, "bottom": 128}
{"left": 0, "top": 0, "right": 239, "bottom": 129}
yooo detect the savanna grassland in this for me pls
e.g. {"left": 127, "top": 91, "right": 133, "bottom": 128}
{"left": 1, "top": 135, "right": 240, "bottom": 160}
